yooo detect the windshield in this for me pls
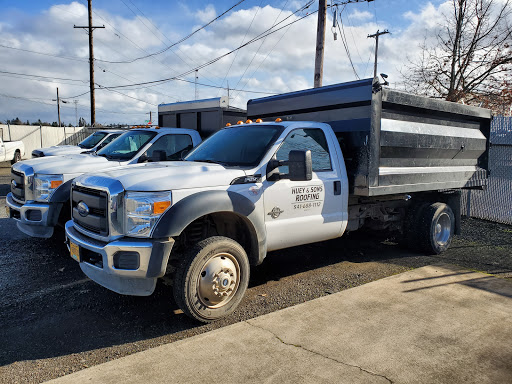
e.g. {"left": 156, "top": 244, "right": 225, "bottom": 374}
{"left": 185, "top": 125, "right": 283, "bottom": 167}
{"left": 78, "top": 132, "right": 108, "bottom": 149}
{"left": 97, "top": 130, "right": 156, "bottom": 160}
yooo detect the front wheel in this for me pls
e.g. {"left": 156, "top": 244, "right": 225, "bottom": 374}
{"left": 417, "top": 202, "right": 455, "bottom": 254}
{"left": 11, "top": 151, "right": 21, "bottom": 164}
{"left": 173, "top": 236, "right": 250, "bottom": 323}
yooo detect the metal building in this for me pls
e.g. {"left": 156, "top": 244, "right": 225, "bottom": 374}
{"left": 158, "top": 97, "right": 246, "bottom": 138}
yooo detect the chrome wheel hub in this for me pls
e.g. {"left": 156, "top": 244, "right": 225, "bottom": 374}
{"left": 434, "top": 213, "right": 451, "bottom": 245}
{"left": 198, "top": 253, "right": 240, "bottom": 308}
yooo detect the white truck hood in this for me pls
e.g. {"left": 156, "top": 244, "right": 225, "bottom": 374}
{"left": 17, "top": 154, "right": 122, "bottom": 175}
{"left": 39, "top": 145, "right": 84, "bottom": 156}
{"left": 90, "top": 161, "right": 247, "bottom": 191}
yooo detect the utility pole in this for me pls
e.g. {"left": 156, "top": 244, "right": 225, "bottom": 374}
{"left": 52, "top": 87, "right": 68, "bottom": 127}
{"left": 315, "top": 0, "right": 374, "bottom": 87}
{"left": 147, "top": 111, "right": 153, "bottom": 125}
{"left": 74, "top": 0, "right": 104, "bottom": 127}
{"left": 74, "top": 100, "right": 79, "bottom": 127}
{"left": 195, "top": 69, "right": 199, "bottom": 100}
{"left": 367, "top": 29, "right": 390, "bottom": 78}
{"left": 314, "top": 0, "right": 327, "bottom": 88}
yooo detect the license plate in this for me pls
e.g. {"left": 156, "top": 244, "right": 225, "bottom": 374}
{"left": 70, "top": 241, "right": 81, "bottom": 262}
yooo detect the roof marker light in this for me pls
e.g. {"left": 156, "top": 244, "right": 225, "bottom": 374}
{"left": 237, "top": 120, "right": 244, "bottom": 125}
{"left": 275, "top": 118, "right": 282, "bottom": 122}
{"left": 226, "top": 123, "right": 232, "bottom": 127}
{"left": 256, "top": 119, "right": 263, "bottom": 123}
{"left": 246, "top": 119, "right": 253, "bottom": 124}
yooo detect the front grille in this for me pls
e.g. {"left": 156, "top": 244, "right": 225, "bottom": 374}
{"left": 71, "top": 185, "right": 109, "bottom": 236}
{"left": 11, "top": 170, "right": 25, "bottom": 202}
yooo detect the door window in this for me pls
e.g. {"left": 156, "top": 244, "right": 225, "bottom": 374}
{"left": 275, "top": 128, "right": 332, "bottom": 173}
{"left": 146, "top": 134, "right": 193, "bottom": 161}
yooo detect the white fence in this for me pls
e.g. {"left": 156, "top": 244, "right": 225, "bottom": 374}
{"left": 0, "top": 124, "right": 86, "bottom": 159}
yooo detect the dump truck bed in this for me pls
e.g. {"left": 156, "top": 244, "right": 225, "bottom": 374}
{"left": 247, "top": 78, "right": 491, "bottom": 196}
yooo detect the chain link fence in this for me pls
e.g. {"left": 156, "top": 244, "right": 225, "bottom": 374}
{"left": 461, "top": 116, "right": 512, "bottom": 225}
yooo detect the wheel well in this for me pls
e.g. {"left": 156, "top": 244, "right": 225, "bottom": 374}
{"left": 174, "top": 212, "right": 258, "bottom": 265}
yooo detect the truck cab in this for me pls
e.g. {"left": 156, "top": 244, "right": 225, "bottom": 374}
{"left": 7, "top": 127, "right": 201, "bottom": 239}
{"left": 0, "top": 135, "right": 25, "bottom": 164}
{"left": 31, "top": 130, "right": 123, "bottom": 158}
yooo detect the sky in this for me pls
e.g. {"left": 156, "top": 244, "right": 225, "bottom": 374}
{"left": 0, "top": 0, "right": 447, "bottom": 126}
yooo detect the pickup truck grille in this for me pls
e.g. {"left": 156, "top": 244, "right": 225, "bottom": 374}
{"left": 71, "top": 185, "right": 109, "bottom": 236}
{"left": 11, "top": 170, "right": 25, "bottom": 202}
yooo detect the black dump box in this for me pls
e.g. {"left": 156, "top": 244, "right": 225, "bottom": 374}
{"left": 247, "top": 78, "right": 491, "bottom": 196}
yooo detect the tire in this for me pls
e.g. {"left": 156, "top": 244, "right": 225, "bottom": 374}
{"left": 173, "top": 236, "right": 250, "bottom": 323}
{"left": 11, "top": 151, "right": 21, "bottom": 165}
{"left": 416, "top": 202, "right": 455, "bottom": 254}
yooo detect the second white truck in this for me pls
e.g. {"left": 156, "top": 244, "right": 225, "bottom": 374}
{"left": 7, "top": 127, "right": 201, "bottom": 238}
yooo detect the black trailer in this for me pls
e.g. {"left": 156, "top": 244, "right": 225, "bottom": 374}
{"left": 158, "top": 97, "right": 246, "bottom": 138}
{"left": 247, "top": 78, "right": 491, "bottom": 196}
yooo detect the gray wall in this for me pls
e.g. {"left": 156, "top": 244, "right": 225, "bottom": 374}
{"left": 0, "top": 125, "right": 85, "bottom": 159}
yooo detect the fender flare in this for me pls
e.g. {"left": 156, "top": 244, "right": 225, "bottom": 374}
{"left": 152, "top": 190, "right": 267, "bottom": 265}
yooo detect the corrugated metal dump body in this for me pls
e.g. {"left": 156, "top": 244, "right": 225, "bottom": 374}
{"left": 247, "top": 78, "right": 491, "bottom": 196}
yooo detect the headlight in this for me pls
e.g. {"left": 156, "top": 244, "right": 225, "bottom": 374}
{"left": 125, "top": 191, "right": 172, "bottom": 237}
{"left": 34, "top": 174, "right": 64, "bottom": 202}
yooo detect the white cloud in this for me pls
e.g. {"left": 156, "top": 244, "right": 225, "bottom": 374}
{"left": 0, "top": 0, "right": 483, "bottom": 125}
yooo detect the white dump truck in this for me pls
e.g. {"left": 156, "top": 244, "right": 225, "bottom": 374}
{"left": 31, "top": 130, "right": 123, "bottom": 158}
{"left": 64, "top": 79, "right": 490, "bottom": 322}
{"left": 7, "top": 127, "right": 201, "bottom": 238}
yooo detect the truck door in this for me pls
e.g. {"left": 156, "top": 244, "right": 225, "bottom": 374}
{"left": 263, "top": 127, "right": 344, "bottom": 251}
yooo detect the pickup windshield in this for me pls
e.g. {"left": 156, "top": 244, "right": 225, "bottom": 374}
{"left": 97, "top": 130, "right": 156, "bottom": 160}
{"left": 78, "top": 132, "right": 108, "bottom": 149}
{"left": 185, "top": 125, "right": 283, "bottom": 167}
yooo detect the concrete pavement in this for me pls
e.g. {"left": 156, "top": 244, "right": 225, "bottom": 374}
{"left": 47, "top": 264, "right": 512, "bottom": 384}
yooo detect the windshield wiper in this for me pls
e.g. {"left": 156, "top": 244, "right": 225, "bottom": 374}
{"left": 191, "top": 159, "right": 229, "bottom": 166}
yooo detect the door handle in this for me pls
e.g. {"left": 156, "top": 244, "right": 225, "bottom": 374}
{"left": 334, "top": 181, "right": 341, "bottom": 195}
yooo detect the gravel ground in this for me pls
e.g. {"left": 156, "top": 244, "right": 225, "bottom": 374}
{"left": 0, "top": 165, "right": 511, "bottom": 384}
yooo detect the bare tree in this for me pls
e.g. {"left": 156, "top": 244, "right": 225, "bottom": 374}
{"left": 403, "top": 0, "right": 512, "bottom": 113}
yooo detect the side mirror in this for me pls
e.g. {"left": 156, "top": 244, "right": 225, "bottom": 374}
{"left": 151, "top": 150, "right": 167, "bottom": 162}
{"left": 266, "top": 150, "right": 312, "bottom": 182}
{"left": 138, "top": 154, "right": 148, "bottom": 163}
{"left": 288, "top": 150, "right": 312, "bottom": 181}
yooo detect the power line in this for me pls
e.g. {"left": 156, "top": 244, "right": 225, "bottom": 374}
{"left": 337, "top": 10, "right": 360, "bottom": 79}
{"left": 0, "top": 44, "right": 88, "bottom": 62}
{"left": 96, "top": 6, "right": 318, "bottom": 91}
{"left": 95, "top": 0, "right": 248, "bottom": 64}
{"left": 0, "top": 70, "right": 87, "bottom": 83}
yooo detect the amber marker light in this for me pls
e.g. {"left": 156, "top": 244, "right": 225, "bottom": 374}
{"left": 153, "top": 201, "right": 171, "bottom": 214}
{"left": 50, "top": 180, "right": 63, "bottom": 189}
{"left": 226, "top": 123, "right": 232, "bottom": 126}
{"left": 237, "top": 120, "right": 244, "bottom": 124}
{"left": 255, "top": 119, "right": 263, "bottom": 123}
{"left": 275, "top": 118, "right": 282, "bottom": 122}
{"left": 246, "top": 119, "right": 253, "bottom": 124}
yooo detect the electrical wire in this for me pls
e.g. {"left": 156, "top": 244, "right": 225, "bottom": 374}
{"left": 94, "top": 0, "right": 248, "bottom": 64}
{"left": 0, "top": 44, "right": 88, "bottom": 62}
{"left": 336, "top": 11, "right": 360, "bottom": 79}
{"left": 97, "top": 5, "right": 318, "bottom": 91}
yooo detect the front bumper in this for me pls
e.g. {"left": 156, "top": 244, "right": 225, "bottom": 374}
{"left": 65, "top": 221, "right": 174, "bottom": 296}
{"left": 6, "top": 193, "right": 61, "bottom": 238}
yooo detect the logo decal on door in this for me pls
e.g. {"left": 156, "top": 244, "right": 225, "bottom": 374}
{"left": 268, "top": 207, "right": 284, "bottom": 219}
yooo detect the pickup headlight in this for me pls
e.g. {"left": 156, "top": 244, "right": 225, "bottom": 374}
{"left": 34, "top": 174, "right": 64, "bottom": 202}
{"left": 125, "top": 191, "right": 172, "bottom": 237}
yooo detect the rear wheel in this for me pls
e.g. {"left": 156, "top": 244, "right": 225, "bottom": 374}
{"left": 11, "top": 151, "right": 21, "bottom": 164}
{"left": 173, "top": 236, "right": 250, "bottom": 323}
{"left": 416, "top": 203, "right": 454, "bottom": 254}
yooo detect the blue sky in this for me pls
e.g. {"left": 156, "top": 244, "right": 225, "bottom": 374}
{"left": 0, "top": 0, "right": 446, "bottom": 125}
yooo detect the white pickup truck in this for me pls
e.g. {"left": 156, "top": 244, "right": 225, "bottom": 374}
{"left": 31, "top": 130, "right": 123, "bottom": 158}
{"left": 7, "top": 127, "right": 201, "bottom": 239}
{"left": 0, "top": 135, "right": 25, "bottom": 164}
{"left": 64, "top": 79, "right": 490, "bottom": 322}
